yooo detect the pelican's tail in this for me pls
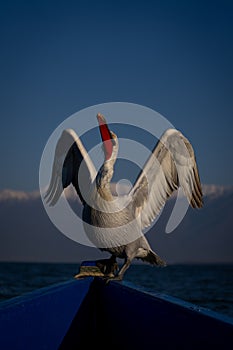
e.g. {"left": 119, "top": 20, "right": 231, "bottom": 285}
{"left": 142, "top": 250, "right": 167, "bottom": 267}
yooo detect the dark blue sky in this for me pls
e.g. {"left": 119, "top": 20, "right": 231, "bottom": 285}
{"left": 0, "top": 0, "right": 232, "bottom": 191}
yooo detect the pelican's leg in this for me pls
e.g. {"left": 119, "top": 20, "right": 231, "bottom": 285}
{"left": 105, "top": 257, "right": 132, "bottom": 283}
{"left": 96, "top": 255, "right": 118, "bottom": 277}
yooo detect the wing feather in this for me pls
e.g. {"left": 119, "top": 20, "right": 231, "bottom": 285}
{"left": 130, "top": 129, "right": 203, "bottom": 230}
{"left": 44, "top": 128, "right": 97, "bottom": 206}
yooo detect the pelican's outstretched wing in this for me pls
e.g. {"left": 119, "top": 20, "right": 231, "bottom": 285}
{"left": 130, "top": 129, "right": 203, "bottom": 230}
{"left": 45, "top": 129, "right": 97, "bottom": 206}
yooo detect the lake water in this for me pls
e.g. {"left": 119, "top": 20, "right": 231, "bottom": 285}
{"left": 0, "top": 262, "right": 232, "bottom": 318}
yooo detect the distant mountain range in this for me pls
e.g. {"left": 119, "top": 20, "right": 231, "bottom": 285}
{"left": 0, "top": 184, "right": 232, "bottom": 264}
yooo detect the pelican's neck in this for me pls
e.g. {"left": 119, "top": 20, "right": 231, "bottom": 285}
{"left": 96, "top": 159, "right": 115, "bottom": 200}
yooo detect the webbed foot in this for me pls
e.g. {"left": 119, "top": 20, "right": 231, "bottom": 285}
{"left": 73, "top": 258, "right": 119, "bottom": 279}
{"left": 103, "top": 274, "right": 123, "bottom": 285}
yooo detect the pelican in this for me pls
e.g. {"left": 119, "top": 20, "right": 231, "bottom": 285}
{"left": 45, "top": 113, "right": 203, "bottom": 281}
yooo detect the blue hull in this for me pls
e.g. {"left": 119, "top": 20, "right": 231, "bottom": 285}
{"left": 0, "top": 278, "right": 233, "bottom": 349}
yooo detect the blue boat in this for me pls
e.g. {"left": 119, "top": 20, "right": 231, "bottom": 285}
{"left": 0, "top": 277, "right": 233, "bottom": 349}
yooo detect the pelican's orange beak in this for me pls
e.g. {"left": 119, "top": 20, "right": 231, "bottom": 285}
{"left": 97, "top": 113, "right": 113, "bottom": 160}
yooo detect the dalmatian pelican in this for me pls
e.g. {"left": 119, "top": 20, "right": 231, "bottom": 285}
{"left": 45, "top": 113, "right": 203, "bottom": 281}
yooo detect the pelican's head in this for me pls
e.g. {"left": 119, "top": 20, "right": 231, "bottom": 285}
{"left": 97, "top": 113, "right": 118, "bottom": 162}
